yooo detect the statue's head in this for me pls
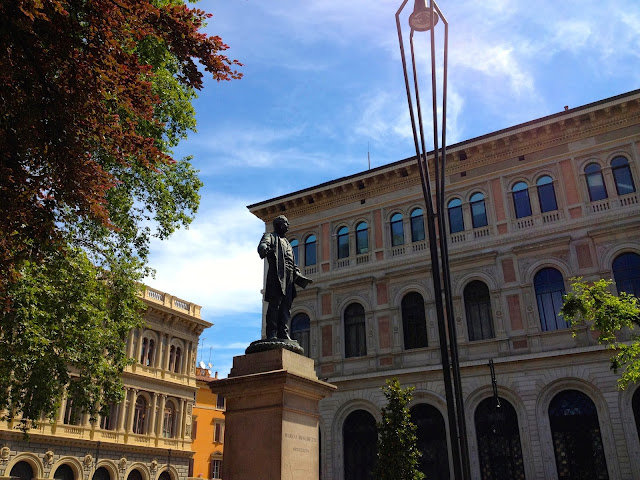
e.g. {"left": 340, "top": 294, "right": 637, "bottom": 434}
{"left": 273, "top": 215, "right": 290, "bottom": 236}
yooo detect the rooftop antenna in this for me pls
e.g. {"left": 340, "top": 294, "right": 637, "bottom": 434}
{"left": 208, "top": 347, "right": 212, "bottom": 364}
{"left": 368, "top": 142, "right": 371, "bottom": 170}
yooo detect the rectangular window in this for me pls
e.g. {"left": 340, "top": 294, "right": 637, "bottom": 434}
{"left": 337, "top": 235, "right": 349, "bottom": 259}
{"left": 214, "top": 422, "right": 225, "bottom": 443}
{"left": 513, "top": 190, "right": 532, "bottom": 218}
{"left": 537, "top": 183, "right": 558, "bottom": 213}
{"left": 211, "top": 460, "right": 222, "bottom": 479}
{"left": 448, "top": 206, "right": 464, "bottom": 233}
{"left": 471, "top": 202, "right": 488, "bottom": 228}
{"left": 356, "top": 230, "right": 368, "bottom": 254}
{"left": 216, "top": 395, "right": 225, "bottom": 410}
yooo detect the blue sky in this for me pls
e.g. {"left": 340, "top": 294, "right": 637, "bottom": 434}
{"left": 146, "top": 0, "right": 640, "bottom": 377}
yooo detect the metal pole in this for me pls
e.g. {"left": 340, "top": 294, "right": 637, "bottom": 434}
{"left": 396, "top": 1, "right": 470, "bottom": 478}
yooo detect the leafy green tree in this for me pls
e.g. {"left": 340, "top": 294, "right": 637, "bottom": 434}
{"left": 0, "top": 0, "right": 241, "bottom": 428}
{"left": 561, "top": 278, "right": 640, "bottom": 389}
{"left": 373, "top": 379, "right": 425, "bottom": 480}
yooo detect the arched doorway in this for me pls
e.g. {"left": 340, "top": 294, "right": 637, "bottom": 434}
{"left": 474, "top": 397, "right": 525, "bottom": 479}
{"left": 548, "top": 389, "right": 608, "bottom": 479}
{"left": 343, "top": 409, "right": 377, "bottom": 480}
{"left": 632, "top": 386, "right": 640, "bottom": 442}
{"left": 126, "top": 470, "right": 143, "bottom": 480}
{"left": 9, "top": 461, "right": 34, "bottom": 480}
{"left": 157, "top": 472, "right": 171, "bottom": 480}
{"left": 53, "top": 465, "right": 75, "bottom": 480}
{"left": 92, "top": 467, "right": 110, "bottom": 480}
{"left": 410, "top": 403, "right": 449, "bottom": 480}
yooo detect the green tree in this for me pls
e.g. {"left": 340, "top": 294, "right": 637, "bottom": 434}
{"left": 373, "top": 379, "right": 425, "bottom": 480}
{"left": 0, "top": 0, "right": 241, "bottom": 429}
{"left": 561, "top": 278, "right": 640, "bottom": 389}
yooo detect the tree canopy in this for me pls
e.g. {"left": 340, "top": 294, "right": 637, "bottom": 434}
{"left": 0, "top": 0, "right": 241, "bottom": 428}
{"left": 561, "top": 278, "right": 640, "bottom": 389}
{"left": 373, "top": 379, "right": 425, "bottom": 480}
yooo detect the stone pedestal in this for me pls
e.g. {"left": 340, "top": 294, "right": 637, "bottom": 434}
{"left": 211, "top": 348, "right": 336, "bottom": 480}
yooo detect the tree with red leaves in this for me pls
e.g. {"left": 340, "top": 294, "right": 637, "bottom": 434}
{"left": 0, "top": 0, "right": 241, "bottom": 428}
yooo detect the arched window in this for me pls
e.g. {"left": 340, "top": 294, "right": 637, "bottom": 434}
{"left": 174, "top": 347, "right": 182, "bottom": 373}
{"left": 410, "top": 404, "right": 449, "bottom": 480}
{"left": 147, "top": 339, "right": 155, "bottom": 366}
{"left": 390, "top": 213, "right": 404, "bottom": 246}
{"left": 612, "top": 252, "right": 640, "bottom": 297}
{"left": 470, "top": 192, "right": 488, "bottom": 228}
{"left": 536, "top": 176, "right": 558, "bottom": 213}
{"left": 611, "top": 156, "right": 636, "bottom": 196}
{"left": 163, "top": 401, "right": 176, "bottom": 438}
{"left": 158, "top": 473, "right": 171, "bottom": 480}
{"left": 290, "top": 239, "right": 299, "bottom": 265}
{"left": 402, "top": 292, "right": 427, "bottom": 349}
{"left": 93, "top": 467, "right": 111, "bottom": 480}
{"left": 305, "top": 235, "right": 317, "bottom": 266}
{"left": 585, "top": 163, "right": 607, "bottom": 201}
{"left": 63, "top": 397, "right": 80, "bottom": 425}
{"left": 464, "top": 280, "right": 495, "bottom": 341}
{"left": 355, "top": 222, "right": 368, "bottom": 255}
{"left": 53, "top": 465, "right": 75, "bottom": 480}
{"left": 140, "top": 338, "right": 148, "bottom": 364}
{"left": 140, "top": 336, "right": 155, "bottom": 366}
{"left": 343, "top": 410, "right": 377, "bottom": 480}
{"left": 168, "top": 345, "right": 176, "bottom": 371}
{"left": 512, "top": 182, "right": 531, "bottom": 218}
{"left": 133, "top": 396, "right": 146, "bottom": 434}
{"left": 548, "top": 390, "right": 609, "bottom": 479}
{"left": 344, "top": 303, "right": 366, "bottom": 358}
{"left": 633, "top": 386, "right": 640, "bottom": 442}
{"left": 337, "top": 227, "right": 349, "bottom": 259}
{"left": 534, "top": 268, "right": 568, "bottom": 331}
{"left": 10, "top": 461, "right": 34, "bottom": 480}
{"left": 291, "top": 312, "right": 311, "bottom": 357}
{"left": 474, "top": 397, "right": 525, "bottom": 480}
{"left": 126, "top": 470, "right": 142, "bottom": 480}
{"left": 100, "top": 403, "right": 117, "bottom": 430}
{"left": 447, "top": 198, "right": 464, "bottom": 233}
{"left": 410, "top": 208, "right": 425, "bottom": 242}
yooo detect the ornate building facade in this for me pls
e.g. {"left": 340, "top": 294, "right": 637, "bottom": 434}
{"left": 248, "top": 90, "right": 640, "bottom": 480}
{"left": 0, "top": 287, "right": 211, "bottom": 480}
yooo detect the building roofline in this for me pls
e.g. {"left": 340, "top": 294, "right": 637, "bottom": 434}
{"left": 247, "top": 88, "right": 640, "bottom": 212}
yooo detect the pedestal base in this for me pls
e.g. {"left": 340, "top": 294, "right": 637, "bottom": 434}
{"left": 210, "top": 348, "right": 336, "bottom": 480}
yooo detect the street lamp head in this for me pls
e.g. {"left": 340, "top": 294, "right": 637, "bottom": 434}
{"left": 408, "top": 0, "right": 439, "bottom": 31}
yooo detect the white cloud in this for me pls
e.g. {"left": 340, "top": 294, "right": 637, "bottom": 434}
{"left": 146, "top": 195, "right": 265, "bottom": 317}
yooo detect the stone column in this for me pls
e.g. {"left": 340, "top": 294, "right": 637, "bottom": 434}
{"left": 157, "top": 395, "right": 167, "bottom": 437}
{"left": 177, "top": 398, "right": 185, "bottom": 439}
{"left": 181, "top": 343, "right": 189, "bottom": 374}
{"left": 117, "top": 389, "right": 128, "bottom": 432}
{"left": 164, "top": 336, "right": 173, "bottom": 371}
{"left": 212, "top": 348, "right": 336, "bottom": 480}
{"left": 58, "top": 396, "right": 68, "bottom": 424}
{"left": 148, "top": 393, "right": 158, "bottom": 436}
{"left": 126, "top": 389, "right": 138, "bottom": 433}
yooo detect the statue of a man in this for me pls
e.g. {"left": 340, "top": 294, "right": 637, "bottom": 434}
{"left": 258, "top": 215, "right": 312, "bottom": 340}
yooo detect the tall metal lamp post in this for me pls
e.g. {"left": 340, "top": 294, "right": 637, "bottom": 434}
{"left": 395, "top": 1, "right": 471, "bottom": 478}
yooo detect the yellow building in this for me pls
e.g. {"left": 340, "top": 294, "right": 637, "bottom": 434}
{"left": 0, "top": 286, "right": 211, "bottom": 480}
{"left": 189, "top": 369, "right": 225, "bottom": 480}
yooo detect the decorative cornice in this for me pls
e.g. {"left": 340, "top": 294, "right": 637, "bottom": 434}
{"left": 249, "top": 90, "right": 640, "bottom": 222}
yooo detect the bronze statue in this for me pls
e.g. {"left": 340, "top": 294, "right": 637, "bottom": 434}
{"left": 258, "top": 215, "right": 312, "bottom": 340}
